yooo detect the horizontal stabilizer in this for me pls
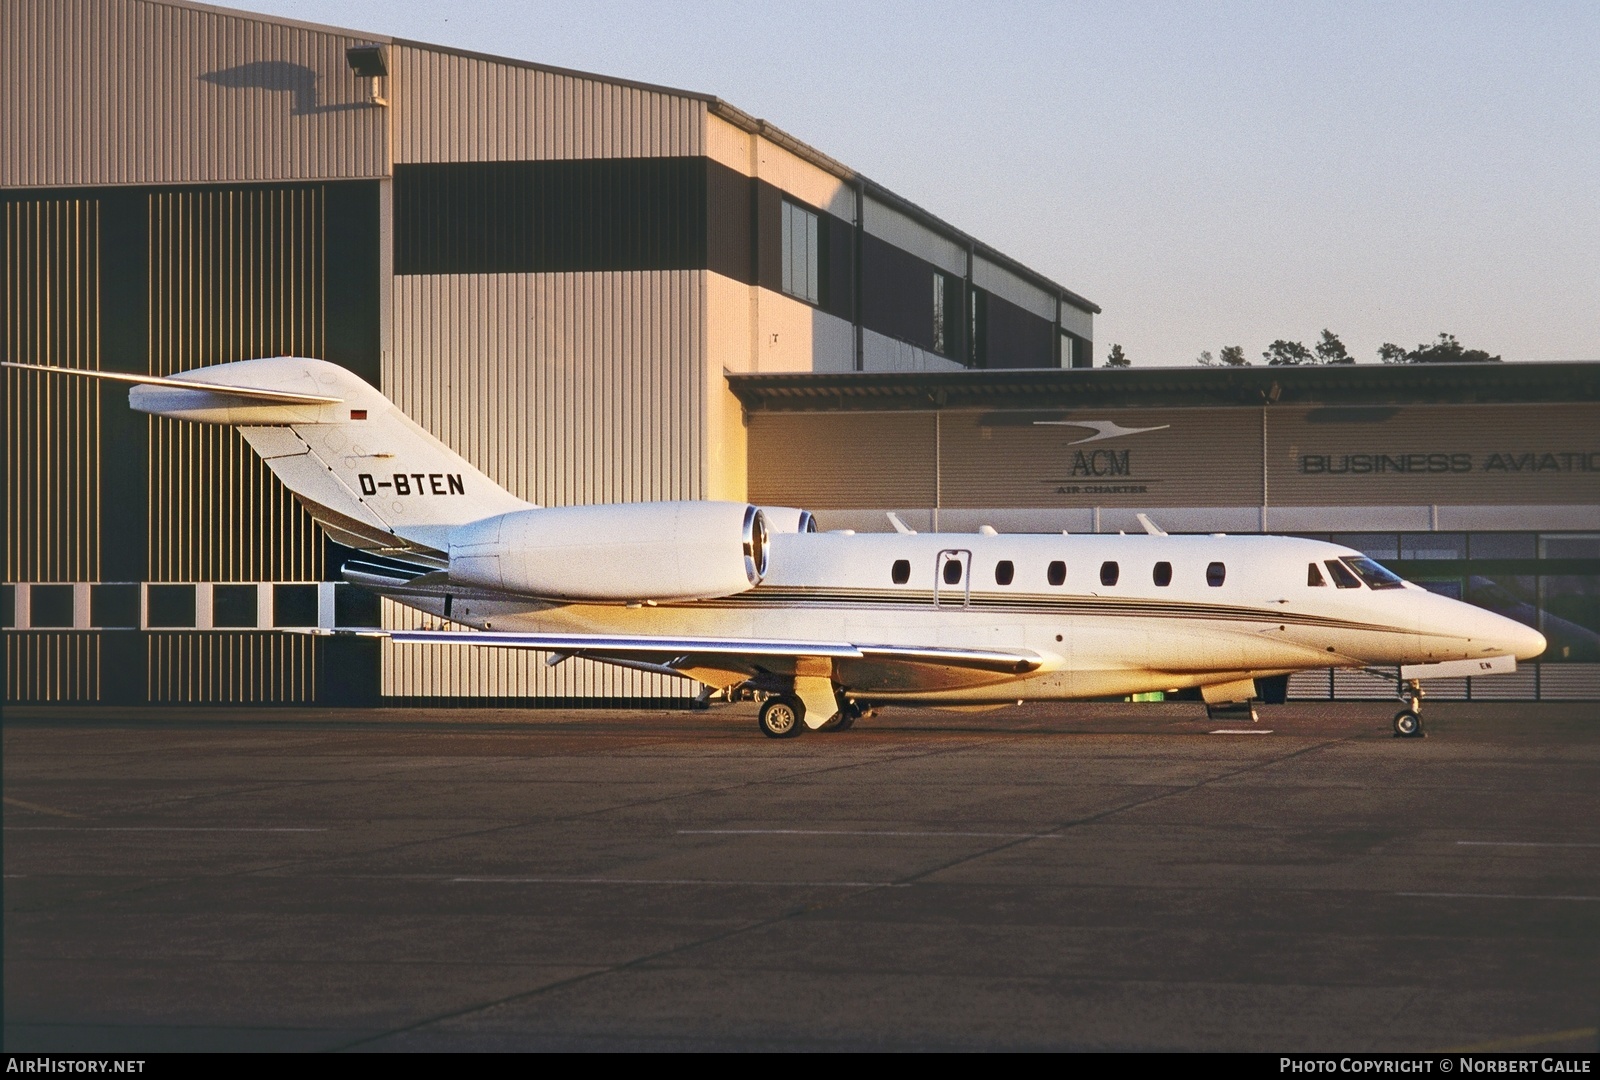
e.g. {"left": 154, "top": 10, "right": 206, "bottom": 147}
{"left": 2, "top": 361, "right": 342, "bottom": 404}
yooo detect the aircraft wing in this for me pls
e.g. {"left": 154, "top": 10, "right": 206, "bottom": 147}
{"left": 384, "top": 630, "right": 1045, "bottom": 690}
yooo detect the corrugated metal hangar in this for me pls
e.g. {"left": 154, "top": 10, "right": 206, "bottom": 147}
{"left": 4, "top": 0, "right": 1597, "bottom": 705}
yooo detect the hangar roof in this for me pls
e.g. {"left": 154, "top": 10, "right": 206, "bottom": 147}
{"left": 727, "top": 362, "right": 1600, "bottom": 412}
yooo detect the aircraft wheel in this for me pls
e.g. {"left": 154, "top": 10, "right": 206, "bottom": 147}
{"left": 758, "top": 696, "right": 805, "bottom": 739}
{"left": 1392, "top": 709, "right": 1424, "bottom": 739}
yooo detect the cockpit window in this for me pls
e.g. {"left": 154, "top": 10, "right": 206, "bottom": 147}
{"left": 1325, "top": 559, "right": 1362, "bottom": 588}
{"left": 1343, "top": 556, "right": 1405, "bottom": 590}
{"left": 1308, "top": 562, "right": 1326, "bottom": 587}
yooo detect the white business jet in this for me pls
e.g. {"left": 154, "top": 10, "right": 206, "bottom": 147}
{"left": 6, "top": 357, "right": 1547, "bottom": 739}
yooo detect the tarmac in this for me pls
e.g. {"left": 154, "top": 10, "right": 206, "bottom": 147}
{"left": 3, "top": 700, "right": 1598, "bottom": 1052}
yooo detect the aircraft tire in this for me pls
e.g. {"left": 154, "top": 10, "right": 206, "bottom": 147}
{"left": 758, "top": 696, "right": 805, "bottom": 739}
{"left": 1392, "top": 710, "right": 1423, "bottom": 738}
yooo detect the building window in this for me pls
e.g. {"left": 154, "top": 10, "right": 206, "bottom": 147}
{"left": 1047, "top": 560, "right": 1066, "bottom": 586}
{"left": 29, "top": 585, "right": 75, "bottom": 627}
{"left": 891, "top": 559, "right": 911, "bottom": 585}
{"left": 932, "top": 272, "right": 949, "bottom": 355}
{"left": 994, "top": 560, "right": 1014, "bottom": 586}
{"left": 1153, "top": 562, "right": 1172, "bottom": 587}
{"left": 147, "top": 585, "right": 196, "bottom": 628}
{"left": 274, "top": 584, "right": 318, "bottom": 627}
{"left": 92, "top": 584, "right": 140, "bottom": 628}
{"left": 781, "top": 198, "right": 820, "bottom": 305}
{"left": 213, "top": 585, "right": 259, "bottom": 628}
{"left": 1100, "top": 561, "right": 1119, "bottom": 587}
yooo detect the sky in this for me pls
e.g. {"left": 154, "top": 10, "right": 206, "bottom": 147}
{"left": 230, "top": 0, "right": 1599, "bottom": 367}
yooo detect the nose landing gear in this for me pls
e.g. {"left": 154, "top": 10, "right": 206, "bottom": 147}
{"left": 1393, "top": 678, "right": 1426, "bottom": 738}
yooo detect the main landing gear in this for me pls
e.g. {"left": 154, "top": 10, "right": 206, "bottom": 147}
{"left": 757, "top": 695, "right": 804, "bottom": 738}
{"left": 1393, "top": 678, "right": 1426, "bottom": 739}
{"left": 756, "top": 693, "right": 866, "bottom": 739}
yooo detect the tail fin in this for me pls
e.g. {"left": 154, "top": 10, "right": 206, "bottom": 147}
{"left": 9, "top": 356, "right": 532, "bottom": 563}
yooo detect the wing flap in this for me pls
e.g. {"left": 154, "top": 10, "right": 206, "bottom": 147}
{"left": 383, "top": 631, "right": 1044, "bottom": 689}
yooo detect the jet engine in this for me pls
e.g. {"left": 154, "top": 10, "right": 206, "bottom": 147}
{"left": 447, "top": 501, "right": 768, "bottom": 602}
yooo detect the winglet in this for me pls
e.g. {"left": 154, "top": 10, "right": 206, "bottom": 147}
{"left": 1136, "top": 513, "right": 1167, "bottom": 536}
{"left": 886, "top": 512, "right": 916, "bottom": 535}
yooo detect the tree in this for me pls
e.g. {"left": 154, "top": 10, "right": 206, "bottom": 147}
{"left": 1196, "top": 350, "right": 1215, "bottom": 366}
{"left": 1263, "top": 339, "right": 1314, "bottom": 366}
{"left": 1379, "top": 333, "right": 1501, "bottom": 364}
{"left": 1218, "top": 345, "right": 1248, "bottom": 367}
{"left": 1314, "top": 329, "right": 1353, "bottom": 364}
{"left": 1105, "top": 344, "right": 1130, "bottom": 368}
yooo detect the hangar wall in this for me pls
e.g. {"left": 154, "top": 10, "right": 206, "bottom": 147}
{"left": 5, "top": 0, "right": 1097, "bottom": 706}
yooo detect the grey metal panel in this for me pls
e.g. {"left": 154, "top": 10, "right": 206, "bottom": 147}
{"left": 861, "top": 328, "right": 967, "bottom": 374}
{"left": 1539, "top": 664, "right": 1600, "bottom": 700}
{"left": 861, "top": 197, "right": 966, "bottom": 276}
{"left": 746, "top": 411, "right": 937, "bottom": 509}
{"left": 3, "top": 0, "right": 388, "bottom": 187}
{"left": 144, "top": 629, "right": 315, "bottom": 703}
{"left": 377, "top": 600, "right": 695, "bottom": 701}
{"left": 389, "top": 271, "right": 706, "bottom": 507}
{"left": 972, "top": 257, "right": 1055, "bottom": 323}
{"left": 4, "top": 631, "right": 99, "bottom": 702}
{"left": 385, "top": 269, "right": 707, "bottom": 698}
{"left": 1059, "top": 303, "right": 1093, "bottom": 342}
{"left": 145, "top": 186, "right": 326, "bottom": 582}
{"left": 393, "top": 44, "right": 704, "bottom": 164}
{"left": 4, "top": 196, "right": 101, "bottom": 583}
{"left": 1267, "top": 404, "right": 1600, "bottom": 508}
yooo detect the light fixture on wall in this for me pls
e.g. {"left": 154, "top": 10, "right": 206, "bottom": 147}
{"left": 346, "top": 44, "right": 388, "bottom": 107}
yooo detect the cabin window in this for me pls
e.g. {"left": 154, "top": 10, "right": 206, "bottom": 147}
{"left": 1343, "top": 556, "right": 1405, "bottom": 590}
{"left": 943, "top": 559, "right": 963, "bottom": 585}
{"left": 995, "top": 560, "right": 1014, "bottom": 586}
{"left": 1100, "top": 561, "right": 1119, "bottom": 587}
{"left": 1152, "top": 561, "right": 1172, "bottom": 587}
{"left": 891, "top": 559, "right": 911, "bottom": 584}
{"left": 1206, "top": 562, "right": 1226, "bottom": 587}
{"left": 1047, "top": 560, "right": 1066, "bottom": 586}
{"left": 1308, "top": 563, "right": 1326, "bottom": 587}
{"left": 1325, "top": 559, "right": 1362, "bottom": 588}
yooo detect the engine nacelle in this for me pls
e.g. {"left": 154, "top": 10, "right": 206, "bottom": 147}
{"left": 759, "top": 506, "right": 818, "bottom": 534}
{"left": 447, "top": 501, "right": 768, "bottom": 602}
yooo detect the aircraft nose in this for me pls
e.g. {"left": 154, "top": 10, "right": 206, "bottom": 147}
{"left": 1470, "top": 607, "right": 1547, "bottom": 661}
{"left": 1501, "top": 618, "right": 1548, "bottom": 662}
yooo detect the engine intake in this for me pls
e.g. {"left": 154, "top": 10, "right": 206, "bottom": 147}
{"left": 448, "top": 501, "right": 768, "bottom": 602}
